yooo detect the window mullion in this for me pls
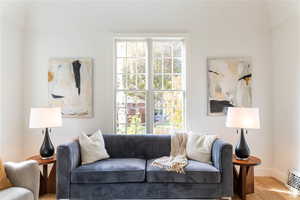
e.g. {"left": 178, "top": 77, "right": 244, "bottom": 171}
{"left": 125, "top": 91, "right": 128, "bottom": 134}
{"left": 125, "top": 42, "right": 128, "bottom": 134}
{"left": 172, "top": 44, "right": 176, "bottom": 90}
{"left": 146, "top": 39, "right": 153, "bottom": 134}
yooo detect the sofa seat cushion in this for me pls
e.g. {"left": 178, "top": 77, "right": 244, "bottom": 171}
{"left": 71, "top": 158, "right": 146, "bottom": 183}
{"left": 146, "top": 159, "right": 221, "bottom": 183}
{"left": 0, "top": 187, "right": 34, "bottom": 200}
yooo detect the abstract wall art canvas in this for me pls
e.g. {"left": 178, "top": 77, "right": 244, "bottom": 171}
{"left": 207, "top": 57, "right": 252, "bottom": 116}
{"left": 48, "top": 58, "right": 93, "bottom": 118}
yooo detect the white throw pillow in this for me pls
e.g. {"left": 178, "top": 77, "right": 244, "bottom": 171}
{"left": 79, "top": 130, "right": 110, "bottom": 164}
{"left": 186, "top": 133, "right": 217, "bottom": 164}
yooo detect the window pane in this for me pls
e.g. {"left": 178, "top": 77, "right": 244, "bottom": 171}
{"left": 172, "top": 75, "right": 182, "bottom": 90}
{"left": 127, "top": 58, "right": 137, "bottom": 73}
{"left": 152, "top": 41, "right": 184, "bottom": 92}
{"left": 153, "top": 123, "right": 173, "bottom": 135}
{"left": 154, "top": 58, "right": 162, "bottom": 73}
{"left": 127, "top": 92, "right": 146, "bottom": 104}
{"left": 153, "top": 75, "right": 162, "bottom": 89}
{"left": 117, "top": 58, "right": 127, "bottom": 73}
{"left": 163, "top": 45, "right": 172, "bottom": 57}
{"left": 127, "top": 123, "right": 146, "bottom": 134}
{"left": 117, "top": 107, "right": 126, "bottom": 124}
{"left": 164, "top": 58, "right": 172, "bottom": 73}
{"left": 163, "top": 75, "right": 172, "bottom": 90}
{"left": 154, "top": 92, "right": 163, "bottom": 108}
{"left": 153, "top": 44, "right": 163, "bottom": 57}
{"left": 173, "top": 58, "right": 182, "bottom": 73}
{"left": 154, "top": 108, "right": 164, "bottom": 123}
{"left": 153, "top": 91, "right": 184, "bottom": 134}
{"left": 117, "top": 123, "right": 126, "bottom": 134}
{"left": 116, "top": 91, "right": 126, "bottom": 107}
{"left": 127, "top": 74, "right": 136, "bottom": 89}
{"left": 137, "top": 75, "right": 146, "bottom": 90}
{"left": 117, "top": 42, "right": 126, "bottom": 57}
{"left": 127, "top": 42, "right": 137, "bottom": 57}
{"left": 173, "top": 41, "right": 183, "bottom": 57}
{"left": 127, "top": 104, "right": 146, "bottom": 134}
{"left": 127, "top": 107, "right": 145, "bottom": 124}
{"left": 116, "top": 74, "right": 126, "bottom": 89}
{"left": 137, "top": 59, "right": 146, "bottom": 73}
{"left": 137, "top": 42, "right": 146, "bottom": 57}
{"left": 116, "top": 92, "right": 146, "bottom": 134}
{"left": 154, "top": 41, "right": 183, "bottom": 58}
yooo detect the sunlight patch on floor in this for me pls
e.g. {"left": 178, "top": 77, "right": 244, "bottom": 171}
{"left": 269, "top": 188, "right": 300, "bottom": 197}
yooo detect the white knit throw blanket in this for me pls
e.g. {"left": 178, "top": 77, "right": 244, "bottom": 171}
{"left": 151, "top": 132, "right": 188, "bottom": 174}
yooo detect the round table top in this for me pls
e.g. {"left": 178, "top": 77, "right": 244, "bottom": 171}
{"left": 232, "top": 155, "right": 261, "bottom": 166}
{"left": 27, "top": 154, "right": 56, "bottom": 165}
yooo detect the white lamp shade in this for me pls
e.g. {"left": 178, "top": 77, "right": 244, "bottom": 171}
{"left": 226, "top": 107, "right": 260, "bottom": 129}
{"left": 29, "top": 107, "right": 62, "bottom": 128}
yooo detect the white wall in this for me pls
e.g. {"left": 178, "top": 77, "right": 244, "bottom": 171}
{"left": 0, "top": 6, "right": 3, "bottom": 158}
{"left": 0, "top": 4, "right": 25, "bottom": 161}
{"left": 4, "top": 0, "right": 300, "bottom": 182}
{"left": 269, "top": 0, "right": 300, "bottom": 182}
{"left": 22, "top": 0, "right": 273, "bottom": 175}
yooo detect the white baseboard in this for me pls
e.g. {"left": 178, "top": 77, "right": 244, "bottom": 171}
{"left": 253, "top": 167, "right": 287, "bottom": 184}
{"left": 255, "top": 167, "right": 273, "bottom": 176}
{"left": 271, "top": 168, "right": 287, "bottom": 183}
{"left": 252, "top": 167, "right": 287, "bottom": 184}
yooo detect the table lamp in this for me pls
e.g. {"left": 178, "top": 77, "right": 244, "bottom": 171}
{"left": 226, "top": 107, "right": 260, "bottom": 160}
{"left": 29, "top": 107, "right": 62, "bottom": 159}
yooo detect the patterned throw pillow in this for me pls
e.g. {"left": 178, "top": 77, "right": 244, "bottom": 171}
{"left": 0, "top": 159, "right": 12, "bottom": 190}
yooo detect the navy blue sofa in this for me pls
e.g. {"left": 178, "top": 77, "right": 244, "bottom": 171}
{"left": 56, "top": 134, "right": 233, "bottom": 199}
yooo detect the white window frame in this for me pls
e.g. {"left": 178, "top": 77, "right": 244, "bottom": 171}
{"left": 113, "top": 34, "right": 189, "bottom": 134}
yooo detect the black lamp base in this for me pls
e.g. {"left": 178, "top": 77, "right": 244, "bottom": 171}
{"left": 235, "top": 128, "right": 250, "bottom": 160}
{"left": 41, "top": 156, "right": 54, "bottom": 160}
{"left": 40, "top": 128, "right": 55, "bottom": 159}
{"left": 236, "top": 157, "right": 249, "bottom": 161}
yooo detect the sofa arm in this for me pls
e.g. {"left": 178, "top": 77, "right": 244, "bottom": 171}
{"left": 4, "top": 160, "right": 40, "bottom": 200}
{"left": 57, "top": 140, "right": 81, "bottom": 199}
{"left": 212, "top": 139, "right": 233, "bottom": 196}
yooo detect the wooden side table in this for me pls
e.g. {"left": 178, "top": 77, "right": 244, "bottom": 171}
{"left": 233, "top": 155, "right": 261, "bottom": 200}
{"left": 27, "top": 155, "right": 56, "bottom": 196}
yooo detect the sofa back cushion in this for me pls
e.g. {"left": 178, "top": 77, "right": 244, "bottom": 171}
{"left": 103, "top": 134, "right": 171, "bottom": 159}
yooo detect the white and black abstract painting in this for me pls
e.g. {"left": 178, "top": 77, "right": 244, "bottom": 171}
{"left": 207, "top": 57, "right": 252, "bottom": 116}
{"left": 48, "top": 58, "right": 93, "bottom": 118}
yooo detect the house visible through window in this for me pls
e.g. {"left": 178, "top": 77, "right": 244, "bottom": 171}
{"left": 115, "top": 38, "right": 186, "bottom": 134}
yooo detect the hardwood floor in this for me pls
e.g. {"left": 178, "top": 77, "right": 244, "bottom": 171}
{"left": 39, "top": 194, "right": 55, "bottom": 200}
{"left": 40, "top": 177, "right": 300, "bottom": 200}
{"left": 233, "top": 177, "right": 300, "bottom": 200}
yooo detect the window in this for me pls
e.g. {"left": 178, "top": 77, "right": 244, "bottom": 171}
{"left": 114, "top": 38, "right": 186, "bottom": 134}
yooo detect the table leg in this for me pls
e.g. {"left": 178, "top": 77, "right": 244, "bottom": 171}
{"left": 39, "top": 171, "right": 46, "bottom": 195}
{"left": 240, "top": 166, "right": 247, "bottom": 200}
{"left": 39, "top": 165, "right": 48, "bottom": 196}
{"left": 233, "top": 166, "right": 239, "bottom": 193}
{"left": 48, "top": 163, "right": 56, "bottom": 193}
{"left": 236, "top": 166, "right": 255, "bottom": 200}
{"left": 246, "top": 166, "right": 255, "bottom": 194}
